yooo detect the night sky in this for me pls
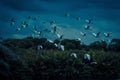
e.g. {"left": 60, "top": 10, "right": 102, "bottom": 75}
{"left": 0, "top": 0, "right": 120, "bottom": 44}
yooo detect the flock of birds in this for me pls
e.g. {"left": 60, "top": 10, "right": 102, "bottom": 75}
{"left": 10, "top": 14, "right": 111, "bottom": 38}
{"left": 9, "top": 13, "right": 112, "bottom": 51}
{"left": 3, "top": 13, "right": 114, "bottom": 64}
{"left": 64, "top": 13, "right": 111, "bottom": 38}
{"left": 10, "top": 15, "right": 64, "bottom": 40}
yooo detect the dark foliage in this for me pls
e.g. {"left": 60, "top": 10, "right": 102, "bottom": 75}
{"left": 109, "top": 39, "right": 120, "bottom": 52}
{"left": 0, "top": 37, "right": 120, "bottom": 80}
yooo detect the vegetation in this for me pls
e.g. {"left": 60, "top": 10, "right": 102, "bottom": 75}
{"left": 1, "top": 37, "right": 120, "bottom": 80}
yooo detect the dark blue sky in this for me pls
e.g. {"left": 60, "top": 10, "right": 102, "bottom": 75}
{"left": 0, "top": 0, "right": 120, "bottom": 44}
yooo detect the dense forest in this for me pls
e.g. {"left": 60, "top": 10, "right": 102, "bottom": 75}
{"left": 0, "top": 37, "right": 120, "bottom": 80}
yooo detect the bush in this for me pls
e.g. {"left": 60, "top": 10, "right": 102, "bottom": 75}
{"left": 1, "top": 37, "right": 120, "bottom": 80}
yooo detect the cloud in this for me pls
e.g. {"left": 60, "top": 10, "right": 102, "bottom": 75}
{"left": 0, "top": 0, "right": 47, "bottom": 12}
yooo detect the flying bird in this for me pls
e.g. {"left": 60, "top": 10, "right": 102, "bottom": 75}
{"left": 84, "top": 25, "right": 91, "bottom": 30}
{"left": 10, "top": 18, "right": 16, "bottom": 26}
{"left": 21, "top": 21, "right": 29, "bottom": 28}
{"left": 92, "top": 32, "right": 100, "bottom": 38}
{"left": 56, "top": 33, "right": 63, "bottom": 40}
{"left": 77, "top": 38, "right": 81, "bottom": 41}
{"left": 80, "top": 32, "right": 86, "bottom": 37}
{"left": 16, "top": 28, "right": 21, "bottom": 31}
{"left": 104, "top": 33, "right": 111, "bottom": 37}
{"left": 85, "top": 19, "right": 92, "bottom": 24}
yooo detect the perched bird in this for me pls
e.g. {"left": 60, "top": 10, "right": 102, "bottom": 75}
{"left": 54, "top": 43, "right": 58, "bottom": 47}
{"left": 57, "top": 43, "right": 65, "bottom": 51}
{"left": 70, "top": 53, "right": 77, "bottom": 58}
{"left": 37, "top": 45, "right": 43, "bottom": 50}
{"left": 84, "top": 53, "right": 91, "bottom": 63}
{"left": 60, "top": 45, "right": 65, "bottom": 51}
{"left": 92, "top": 32, "right": 100, "bottom": 38}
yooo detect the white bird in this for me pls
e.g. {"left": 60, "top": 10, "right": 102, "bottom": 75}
{"left": 57, "top": 43, "right": 65, "bottom": 51}
{"left": 54, "top": 43, "right": 58, "bottom": 47}
{"left": 37, "top": 31, "right": 43, "bottom": 36}
{"left": 60, "top": 45, "right": 65, "bottom": 51}
{"left": 16, "top": 28, "right": 21, "bottom": 31}
{"left": 104, "top": 33, "right": 111, "bottom": 37}
{"left": 77, "top": 38, "right": 81, "bottom": 41}
{"left": 47, "top": 39, "right": 54, "bottom": 43}
{"left": 70, "top": 53, "right": 77, "bottom": 58}
{"left": 85, "top": 19, "right": 92, "bottom": 24}
{"left": 33, "top": 29, "right": 38, "bottom": 34}
{"left": 92, "top": 32, "right": 100, "bottom": 38}
{"left": 56, "top": 33, "right": 63, "bottom": 40}
{"left": 37, "top": 45, "right": 43, "bottom": 50}
{"left": 23, "top": 21, "right": 29, "bottom": 26}
{"left": 80, "top": 32, "right": 86, "bottom": 37}
{"left": 21, "top": 24, "right": 27, "bottom": 28}
{"left": 84, "top": 25, "right": 91, "bottom": 30}
{"left": 84, "top": 53, "right": 91, "bottom": 61}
